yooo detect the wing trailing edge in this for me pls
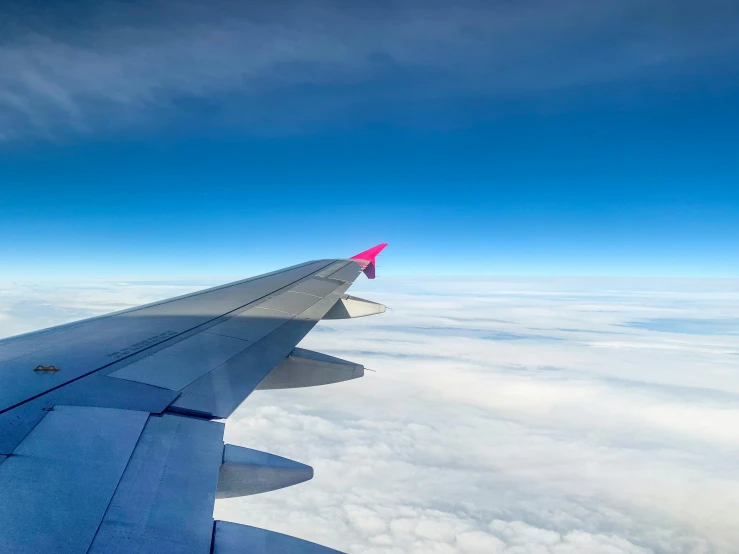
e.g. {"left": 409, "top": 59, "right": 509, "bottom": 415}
{"left": 214, "top": 521, "right": 344, "bottom": 554}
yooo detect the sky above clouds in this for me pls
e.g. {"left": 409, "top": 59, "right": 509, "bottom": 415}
{"left": 1, "top": 0, "right": 738, "bottom": 137}
{"left": 2, "top": 276, "right": 738, "bottom": 553}
{"left": 1, "top": 0, "right": 738, "bottom": 277}
{"left": 2, "top": 3, "right": 739, "bottom": 552}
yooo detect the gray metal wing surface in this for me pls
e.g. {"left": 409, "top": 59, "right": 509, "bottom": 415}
{"left": 0, "top": 246, "right": 388, "bottom": 554}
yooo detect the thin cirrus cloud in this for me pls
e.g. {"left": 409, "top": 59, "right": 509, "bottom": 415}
{"left": 1, "top": 0, "right": 738, "bottom": 138}
{"left": 1, "top": 276, "right": 738, "bottom": 553}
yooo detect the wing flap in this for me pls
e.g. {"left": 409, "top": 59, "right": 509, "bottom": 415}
{"left": 89, "top": 414, "right": 224, "bottom": 554}
{"left": 0, "top": 406, "right": 148, "bottom": 554}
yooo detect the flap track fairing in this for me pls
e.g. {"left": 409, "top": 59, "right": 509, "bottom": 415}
{"left": 323, "top": 295, "right": 386, "bottom": 320}
{"left": 216, "top": 445, "right": 313, "bottom": 499}
{"left": 256, "top": 348, "right": 364, "bottom": 390}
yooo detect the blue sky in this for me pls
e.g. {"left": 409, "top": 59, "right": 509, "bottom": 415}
{"left": 1, "top": 0, "right": 738, "bottom": 278}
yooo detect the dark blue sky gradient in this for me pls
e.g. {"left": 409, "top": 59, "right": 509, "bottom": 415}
{"left": 0, "top": 0, "right": 737, "bottom": 277}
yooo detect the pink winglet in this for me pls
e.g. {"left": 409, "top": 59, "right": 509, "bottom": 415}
{"left": 363, "top": 262, "right": 376, "bottom": 279}
{"left": 350, "top": 243, "right": 388, "bottom": 279}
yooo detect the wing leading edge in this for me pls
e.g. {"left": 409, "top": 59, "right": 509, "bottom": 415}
{"left": 0, "top": 245, "right": 388, "bottom": 554}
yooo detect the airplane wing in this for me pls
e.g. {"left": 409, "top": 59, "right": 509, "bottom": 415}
{"left": 0, "top": 244, "right": 388, "bottom": 554}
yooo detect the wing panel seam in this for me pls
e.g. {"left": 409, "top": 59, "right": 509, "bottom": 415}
{"left": 0, "top": 260, "right": 338, "bottom": 416}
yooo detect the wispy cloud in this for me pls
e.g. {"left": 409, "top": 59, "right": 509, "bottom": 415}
{"left": 1, "top": 0, "right": 737, "bottom": 139}
{"left": 624, "top": 317, "right": 739, "bottom": 335}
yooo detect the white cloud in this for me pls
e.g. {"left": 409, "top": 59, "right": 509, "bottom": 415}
{"left": 1, "top": 276, "right": 738, "bottom": 553}
{"left": 215, "top": 277, "right": 739, "bottom": 553}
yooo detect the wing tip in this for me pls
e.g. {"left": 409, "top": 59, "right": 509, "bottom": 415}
{"left": 350, "top": 243, "right": 388, "bottom": 263}
{"left": 350, "top": 243, "right": 388, "bottom": 280}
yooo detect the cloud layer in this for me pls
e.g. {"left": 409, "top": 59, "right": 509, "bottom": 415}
{"left": 213, "top": 277, "right": 739, "bottom": 553}
{"left": 2, "top": 276, "right": 738, "bottom": 552}
{"left": 1, "top": 0, "right": 738, "bottom": 138}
